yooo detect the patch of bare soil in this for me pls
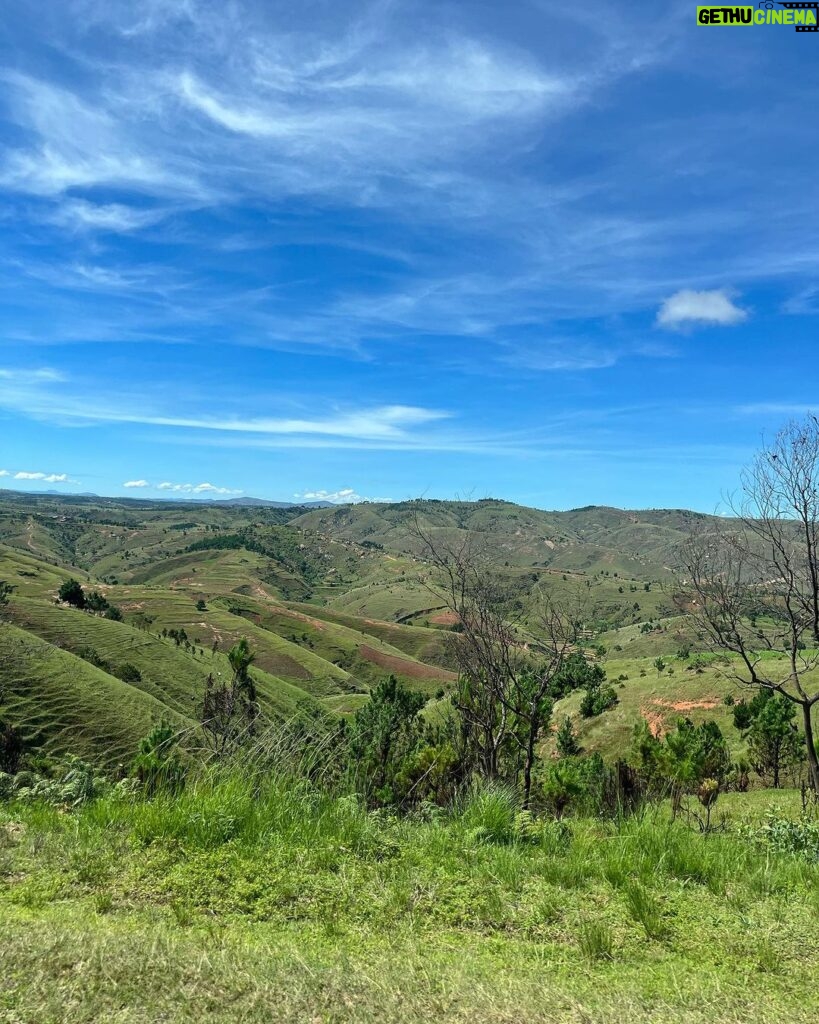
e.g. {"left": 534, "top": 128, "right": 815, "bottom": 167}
{"left": 359, "top": 645, "right": 457, "bottom": 681}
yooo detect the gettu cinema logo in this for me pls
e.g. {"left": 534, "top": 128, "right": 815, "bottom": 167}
{"left": 697, "top": 2, "right": 819, "bottom": 29}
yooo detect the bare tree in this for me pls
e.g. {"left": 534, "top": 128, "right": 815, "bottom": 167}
{"left": 677, "top": 418, "right": 819, "bottom": 793}
{"left": 411, "top": 510, "right": 581, "bottom": 807}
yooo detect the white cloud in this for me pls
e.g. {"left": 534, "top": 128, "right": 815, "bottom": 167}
{"left": 0, "top": 367, "right": 66, "bottom": 382}
{"left": 0, "top": 73, "right": 187, "bottom": 198}
{"left": 0, "top": 470, "right": 9, "bottom": 477}
{"left": 156, "top": 481, "right": 242, "bottom": 495}
{"left": 656, "top": 289, "right": 748, "bottom": 329}
{"left": 14, "top": 471, "right": 70, "bottom": 482}
{"left": 294, "top": 487, "right": 368, "bottom": 504}
{"left": 50, "top": 200, "right": 165, "bottom": 234}
{"left": 123, "top": 479, "right": 150, "bottom": 488}
{"left": 0, "top": 372, "right": 450, "bottom": 442}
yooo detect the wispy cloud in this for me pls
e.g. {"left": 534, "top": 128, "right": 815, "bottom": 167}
{"left": 656, "top": 289, "right": 748, "bottom": 330}
{"left": 0, "top": 371, "right": 451, "bottom": 442}
{"left": 123, "top": 479, "right": 150, "bottom": 488}
{"left": 0, "top": 367, "right": 66, "bottom": 382}
{"left": 48, "top": 200, "right": 166, "bottom": 234}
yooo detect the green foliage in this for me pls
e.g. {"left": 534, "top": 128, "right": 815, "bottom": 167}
{"left": 630, "top": 717, "right": 731, "bottom": 806}
{"left": 0, "top": 719, "right": 24, "bottom": 773}
{"left": 745, "top": 812, "right": 819, "bottom": 862}
{"left": 732, "top": 690, "right": 804, "bottom": 788}
{"left": 201, "top": 639, "right": 260, "bottom": 755}
{"left": 555, "top": 715, "right": 581, "bottom": 757}
{"left": 577, "top": 918, "right": 614, "bottom": 961}
{"left": 623, "top": 880, "right": 670, "bottom": 940}
{"left": 348, "top": 675, "right": 426, "bottom": 804}
{"left": 117, "top": 662, "right": 142, "bottom": 684}
{"left": 58, "top": 578, "right": 86, "bottom": 608}
{"left": 458, "top": 783, "right": 518, "bottom": 844}
{"left": 747, "top": 696, "right": 804, "bottom": 788}
{"left": 579, "top": 681, "right": 618, "bottom": 718}
{"left": 541, "top": 754, "right": 607, "bottom": 818}
{"left": 549, "top": 652, "right": 605, "bottom": 699}
{"left": 10, "top": 755, "right": 109, "bottom": 806}
{"left": 0, "top": 578, "right": 14, "bottom": 608}
{"left": 85, "top": 590, "right": 110, "bottom": 612}
{"left": 132, "top": 721, "right": 187, "bottom": 795}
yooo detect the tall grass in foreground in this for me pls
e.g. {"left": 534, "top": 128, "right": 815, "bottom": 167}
{"left": 17, "top": 764, "right": 817, "bottom": 908}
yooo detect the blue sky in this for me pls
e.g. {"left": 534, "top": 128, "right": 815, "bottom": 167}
{"left": 1, "top": 0, "right": 818, "bottom": 511}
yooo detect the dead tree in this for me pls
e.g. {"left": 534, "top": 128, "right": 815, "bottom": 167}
{"left": 677, "top": 417, "right": 819, "bottom": 794}
{"left": 411, "top": 509, "right": 581, "bottom": 807}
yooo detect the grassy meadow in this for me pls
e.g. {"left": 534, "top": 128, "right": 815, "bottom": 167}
{"left": 2, "top": 771, "right": 818, "bottom": 1024}
{"left": 3, "top": 492, "right": 819, "bottom": 1022}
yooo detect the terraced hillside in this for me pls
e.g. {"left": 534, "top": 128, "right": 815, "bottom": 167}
{"left": 0, "top": 489, "right": 782, "bottom": 770}
{"left": 292, "top": 499, "right": 714, "bottom": 576}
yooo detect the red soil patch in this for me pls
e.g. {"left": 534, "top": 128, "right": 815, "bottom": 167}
{"left": 429, "top": 610, "right": 460, "bottom": 626}
{"left": 641, "top": 708, "right": 667, "bottom": 738}
{"left": 359, "top": 645, "right": 457, "bottom": 681}
{"left": 654, "top": 699, "right": 720, "bottom": 712}
{"left": 640, "top": 698, "right": 720, "bottom": 739}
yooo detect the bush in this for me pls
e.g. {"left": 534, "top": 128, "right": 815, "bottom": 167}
{"left": 541, "top": 755, "right": 608, "bottom": 818}
{"left": 580, "top": 683, "right": 618, "bottom": 718}
{"left": 11, "top": 756, "right": 109, "bottom": 807}
{"left": 743, "top": 813, "right": 819, "bottom": 862}
{"left": 132, "top": 722, "right": 187, "bottom": 795}
{"left": 58, "top": 578, "right": 85, "bottom": 608}
{"left": 116, "top": 663, "right": 142, "bottom": 684}
{"left": 0, "top": 720, "right": 24, "bottom": 773}
{"left": 555, "top": 716, "right": 580, "bottom": 757}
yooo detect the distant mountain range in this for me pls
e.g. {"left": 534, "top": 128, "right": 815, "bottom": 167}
{"left": 2, "top": 488, "right": 334, "bottom": 508}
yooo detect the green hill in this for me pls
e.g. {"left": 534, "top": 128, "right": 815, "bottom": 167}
{"left": 0, "top": 491, "right": 751, "bottom": 769}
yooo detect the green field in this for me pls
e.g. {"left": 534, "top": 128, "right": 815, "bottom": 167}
{"left": 2, "top": 775, "right": 818, "bottom": 1024}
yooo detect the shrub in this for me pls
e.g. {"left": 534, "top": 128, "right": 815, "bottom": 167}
{"left": 58, "top": 578, "right": 86, "bottom": 608}
{"left": 132, "top": 721, "right": 187, "bottom": 795}
{"left": 0, "top": 720, "right": 24, "bottom": 773}
{"left": 116, "top": 663, "right": 142, "bottom": 684}
{"left": 555, "top": 716, "right": 580, "bottom": 757}
{"left": 580, "top": 683, "right": 618, "bottom": 718}
{"left": 744, "top": 813, "right": 819, "bottom": 862}
{"left": 12, "top": 756, "right": 108, "bottom": 807}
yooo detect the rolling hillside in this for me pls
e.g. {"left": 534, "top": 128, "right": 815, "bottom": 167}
{"left": 0, "top": 490, "right": 758, "bottom": 767}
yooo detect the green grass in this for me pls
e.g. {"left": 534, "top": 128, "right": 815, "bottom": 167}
{"left": 2, "top": 777, "right": 819, "bottom": 1022}
{"left": 0, "top": 624, "right": 195, "bottom": 764}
